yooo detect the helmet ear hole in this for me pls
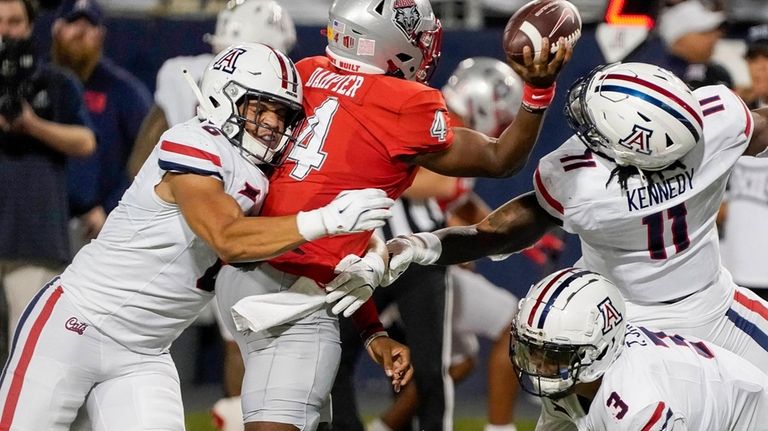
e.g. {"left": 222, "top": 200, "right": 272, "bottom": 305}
{"left": 374, "top": 0, "right": 385, "bottom": 15}
{"left": 209, "top": 97, "right": 220, "bottom": 108}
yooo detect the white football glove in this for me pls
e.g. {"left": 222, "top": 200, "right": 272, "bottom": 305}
{"left": 381, "top": 232, "right": 442, "bottom": 286}
{"left": 296, "top": 188, "right": 395, "bottom": 241}
{"left": 325, "top": 252, "right": 385, "bottom": 317}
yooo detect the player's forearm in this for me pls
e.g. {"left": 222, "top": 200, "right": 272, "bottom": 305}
{"left": 489, "top": 108, "right": 545, "bottom": 176}
{"left": 435, "top": 192, "right": 556, "bottom": 264}
{"left": 216, "top": 215, "right": 306, "bottom": 263}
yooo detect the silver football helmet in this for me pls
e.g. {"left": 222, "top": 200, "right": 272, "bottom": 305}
{"left": 442, "top": 57, "right": 523, "bottom": 137}
{"left": 565, "top": 62, "right": 704, "bottom": 171}
{"left": 199, "top": 42, "right": 304, "bottom": 166}
{"left": 325, "top": 0, "right": 442, "bottom": 83}
{"left": 511, "top": 268, "right": 627, "bottom": 399}
{"left": 205, "top": 0, "right": 297, "bottom": 54}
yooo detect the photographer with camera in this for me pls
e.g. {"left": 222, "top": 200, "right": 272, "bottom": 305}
{"left": 0, "top": 0, "right": 95, "bottom": 355}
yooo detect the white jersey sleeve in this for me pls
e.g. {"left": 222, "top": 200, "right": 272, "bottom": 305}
{"left": 694, "top": 84, "right": 754, "bottom": 175}
{"left": 157, "top": 122, "right": 226, "bottom": 180}
{"left": 533, "top": 136, "right": 604, "bottom": 235}
{"left": 154, "top": 54, "right": 214, "bottom": 127}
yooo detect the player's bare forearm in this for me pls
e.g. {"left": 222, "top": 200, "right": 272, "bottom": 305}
{"left": 408, "top": 119, "right": 543, "bottom": 178}
{"left": 746, "top": 107, "right": 768, "bottom": 156}
{"left": 166, "top": 173, "right": 306, "bottom": 262}
{"left": 435, "top": 192, "right": 557, "bottom": 264}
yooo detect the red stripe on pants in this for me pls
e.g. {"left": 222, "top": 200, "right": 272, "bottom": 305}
{"left": 0, "top": 286, "right": 63, "bottom": 429}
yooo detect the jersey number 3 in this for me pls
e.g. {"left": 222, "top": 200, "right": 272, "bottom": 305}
{"left": 641, "top": 203, "right": 690, "bottom": 260}
{"left": 287, "top": 97, "right": 339, "bottom": 180}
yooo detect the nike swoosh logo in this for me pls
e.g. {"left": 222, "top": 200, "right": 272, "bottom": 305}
{"left": 549, "top": 8, "right": 575, "bottom": 38}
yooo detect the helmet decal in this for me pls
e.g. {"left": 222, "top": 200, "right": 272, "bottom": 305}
{"left": 618, "top": 124, "right": 653, "bottom": 155}
{"left": 265, "top": 46, "right": 299, "bottom": 95}
{"left": 526, "top": 268, "right": 601, "bottom": 329}
{"left": 595, "top": 81, "right": 701, "bottom": 143}
{"left": 213, "top": 47, "right": 246, "bottom": 74}
{"left": 598, "top": 297, "right": 624, "bottom": 335}
{"left": 392, "top": 0, "right": 422, "bottom": 40}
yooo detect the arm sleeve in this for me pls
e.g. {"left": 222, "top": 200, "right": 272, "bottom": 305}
{"left": 157, "top": 128, "right": 225, "bottom": 180}
{"left": 386, "top": 89, "right": 453, "bottom": 158}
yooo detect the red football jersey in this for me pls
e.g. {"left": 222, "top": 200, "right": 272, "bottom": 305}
{"left": 265, "top": 56, "right": 454, "bottom": 283}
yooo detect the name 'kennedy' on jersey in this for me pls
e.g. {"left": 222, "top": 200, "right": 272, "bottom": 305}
{"left": 304, "top": 67, "right": 365, "bottom": 98}
{"left": 626, "top": 168, "right": 695, "bottom": 211}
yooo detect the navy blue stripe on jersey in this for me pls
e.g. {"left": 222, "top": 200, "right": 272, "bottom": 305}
{"left": 699, "top": 95, "right": 721, "bottom": 106}
{"left": 702, "top": 104, "right": 725, "bottom": 116}
{"left": 595, "top": 85, "right": 701, "bottom": 143}
{"left": 726, "top": 308, "right": 768, "bottom": 350}
{"left": 536, "top": 270, "right": 593, "bottom": 329}
{"left": 0, "top": 278, "right": 57, "bottom": 388}
{"left": 158, "top": 160, "right": 223, "bottom": 179}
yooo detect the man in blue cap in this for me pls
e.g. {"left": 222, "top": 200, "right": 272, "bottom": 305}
{"left": 52, "top": 0, "right": 152, "bottom": 246}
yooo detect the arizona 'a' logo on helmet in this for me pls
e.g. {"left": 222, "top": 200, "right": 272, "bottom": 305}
{"left": 392, "top": 0, "right": 422, "bottom": 40}
{"left": 598, "top": 297, "right": 624, "bottom": 335}
{"left": 618, "top": 124, "right": 653, "bottom": 155}
{"left": 212, "top": 47, "right": 246, "bottom": 74}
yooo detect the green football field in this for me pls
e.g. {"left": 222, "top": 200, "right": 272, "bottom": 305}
{"left": 184, "top": 412, "right": 537, "bottom": 431}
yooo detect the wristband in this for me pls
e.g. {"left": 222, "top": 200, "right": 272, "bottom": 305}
{"left": 522, "top": 83, "right": 556, "bottom": 113}
{"left": 364, "top": 331, "right": 389, "bottom": 350}
{"left": 296, "top": 210, "right": 326, "bottom": 241}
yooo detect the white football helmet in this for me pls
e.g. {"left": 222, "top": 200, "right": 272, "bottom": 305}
{"left": 205, "top": 0, "right": 297, "bottom": 54}
{"left": 325, "top": 0, "right": 442, "bottom": 83}
{"left": 565, "top": 62, "right": 704, "bottom": 171}
{"left": 511, "top": 268, "right": 627, "bottom": 399}
{"left": 199, "top": 42, "right": 303, "bottom": 166}
{"left": 442, "top": 57, "right": 522, "bottom": 137}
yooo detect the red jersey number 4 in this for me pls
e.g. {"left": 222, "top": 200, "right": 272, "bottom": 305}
{"left": 430, "top": 110, "right": 448, "bottom": 142}
{"left": 288, "top": 97, "right": 339, "bottom": 180}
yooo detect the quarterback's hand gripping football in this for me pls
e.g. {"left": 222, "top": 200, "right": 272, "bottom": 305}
{"left": 510, "top": 37, "right": 572, "bottom": 89}
{"left": 296, "top": 188, "right": 395, "bottom": 241}
{"left": 325, "top": 252, "right": 385, "bottom": 317}
{"left": 382, "top": 232, "right": 442, "bottom": 286}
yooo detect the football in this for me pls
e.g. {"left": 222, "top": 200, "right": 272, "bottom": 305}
{"left": 503, "top": 0, "right": 582, "bottom": 64}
